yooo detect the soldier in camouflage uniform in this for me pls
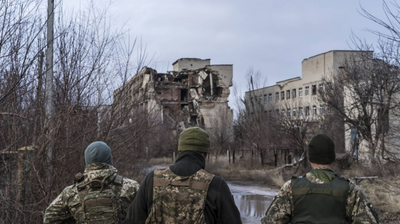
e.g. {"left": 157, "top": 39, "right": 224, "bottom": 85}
{"left": 43, "top": 141, "right": 140, "bottom": 224}
{"left": 262, "top": 134, "right": 379, "bottom": 224}
{"left": 125, "top": 127, "right": 242, "bottom": 224}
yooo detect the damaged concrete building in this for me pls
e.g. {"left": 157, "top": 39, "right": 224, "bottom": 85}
{"left": 114, "top": 58, "right": 233, "bottom": 133}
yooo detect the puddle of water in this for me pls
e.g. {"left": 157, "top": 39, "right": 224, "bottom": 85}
{"left": 233, "top": 194, "right": 273, "bottom": 223}
{"left": 234, "top": 194, "right": 272, "bottom": 219}
{"left": 228, "top": 181, "right": 278, "bottom": 224}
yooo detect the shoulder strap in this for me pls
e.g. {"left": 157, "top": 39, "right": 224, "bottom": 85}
{"left": 113, "top": 175, "right": 124, "bottom": 185}
{"left": 74, "top": 172, "right": 84, "bottom": 183}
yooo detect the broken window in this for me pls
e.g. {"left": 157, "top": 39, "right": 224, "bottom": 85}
{"left": 190, "top": 115, "right": 197, "bottom": 125}
{"left": 305, "top": 106, "right": 310, "bottom": 117}
{"left": 281, "top": 91, "right": 284, "bottom": 100}
{"left": 181, "top": 89, "right": 188, "bottom": 102}
{"left": 264, "top": 94, "right": 267, "bottom": 104}
{"left": 215, "top": 87, "right": 223, "bottom": 97}
{"left": 312, "top": 85, "right": 317, "bottom": 95}
{"left": 202, "top": 73, "right": 216, "bottom": 96}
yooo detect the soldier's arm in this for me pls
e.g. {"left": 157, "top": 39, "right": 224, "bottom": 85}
{"left": 346, "top": 182, "right": 379, "bottom": 224}
{"left": 119, "top": 178, "right": 140, "bottom": 211}
{"left": 43, "top": 186, "right": 73, "bottom": 224}
{"left": 261, "top": 180, "right": 292, "bottom": 224}
{"left": 125, "top": 171, "right": 154, "bottom": 224}
{"left": 214, "top": 177, "right": 242, "bottom": 224}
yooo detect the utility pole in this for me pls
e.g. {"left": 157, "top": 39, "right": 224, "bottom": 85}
{"left": 45, "top": 0, "right": 54, "bottom": 185}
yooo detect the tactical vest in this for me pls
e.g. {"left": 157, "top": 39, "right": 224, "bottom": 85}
{"left": 291, "top": 175, "right": 350, "bottom": 224}
{"left": 75, "top": 174, "right": 125, "bottom": 224}
{"left": 145, "top": 168, "right": 214, "bottom": 224}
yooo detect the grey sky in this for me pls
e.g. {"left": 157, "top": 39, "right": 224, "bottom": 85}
{"left": 62, "top": 0, "right": 389, "bottom": 110}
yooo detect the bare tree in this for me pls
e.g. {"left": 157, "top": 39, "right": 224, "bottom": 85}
{"left": 0, "top": 1, "right": 155, "bottom": 222}
{"left": 320, "top": 49, "right": 400, "bottom": 162}
{"left": 207, "top": 105, "right": 234, "bottom": 159}
{"left": 234, "top": 68, "right": 272, "bottom": 166}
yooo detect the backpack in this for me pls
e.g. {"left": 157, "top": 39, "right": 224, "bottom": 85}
{"left": 76, "top": 174, "right": 124, "bottom": 224}
{"left": 145, "top": 168, "right": 214, "bottom": 224}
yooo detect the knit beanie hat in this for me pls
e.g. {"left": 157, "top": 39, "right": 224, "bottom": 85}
{"left": 308, "top": 134, "right": 335, "bottom": 164}
{"left": 84, "top": 141, "right": 113, "bottom": 166}
{"left": 178, "top": 127, "right": 210, "bottom": 153}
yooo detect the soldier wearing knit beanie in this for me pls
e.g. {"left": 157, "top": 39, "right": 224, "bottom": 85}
{"left": 262, "top": 133, "right": 379, "bottom": 223}
{"left": 125, "top": 126, "right": 242, "bottom": 223}
{"left": 307, "top": 133, "right": 336, "bottom": 165}
{"left": 44, "top": 141, "right": 140, "bottom": 223}
{"left": 84, "top": 141, "right": 113, "bottom": 165}
{"left": 178, "top": 127, "right": 210, "bottom": 154}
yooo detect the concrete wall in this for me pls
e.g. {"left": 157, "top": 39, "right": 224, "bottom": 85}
{"left": 209, "top": 64, "right": 233, "bottom": 88}
{"left": 172, "top": 58, "right": 210, "bottom": 71}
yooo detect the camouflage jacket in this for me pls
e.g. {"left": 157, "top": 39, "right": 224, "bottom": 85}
{"left": 125, "top": 150, "right": 242, "bottom": 224}
{"left": 261, "top": 168, "right": 379, "bottom": 224}
{"left": 43, "top": 163, "right": 140, "bottom": 224}
{"left": 145, "top": 168, "right": 214, "bottom": 223}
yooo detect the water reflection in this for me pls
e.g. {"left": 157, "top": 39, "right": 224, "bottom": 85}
{"left": 234, "top": 194, "right": 272, "bottom": 219}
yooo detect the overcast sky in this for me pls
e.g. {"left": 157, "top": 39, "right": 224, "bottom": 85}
{"left": 62, "top": 0, "right": 390, "bottom": 110}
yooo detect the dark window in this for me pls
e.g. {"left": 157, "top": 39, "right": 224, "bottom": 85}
{"left": 312, "top": 85, "right": 317, "bottom": 95}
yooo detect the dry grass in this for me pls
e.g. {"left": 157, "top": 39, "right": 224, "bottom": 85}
{"left": 147, "top": 157, "right": 174, "bottom": 166}
{"left": 359, "top": 178, "right": 400, "bottom": 223}
{"left": 204, "top": 157, "right": 304, "bottom": 188}
{"left": 339, "top": 163, "right": 400, "bottom": 223}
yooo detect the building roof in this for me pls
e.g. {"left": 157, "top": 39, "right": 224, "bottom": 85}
{"left": 172, "top": 58, "right": 211, "bottom": 65}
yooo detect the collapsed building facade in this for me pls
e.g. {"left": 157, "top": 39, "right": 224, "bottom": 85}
{"left": 114, "top": 58, "right": 233, "bottom": 134}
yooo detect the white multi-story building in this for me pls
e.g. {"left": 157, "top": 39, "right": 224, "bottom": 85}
{"left": 245, "top": 50, "right": 373, "bottom": 154}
